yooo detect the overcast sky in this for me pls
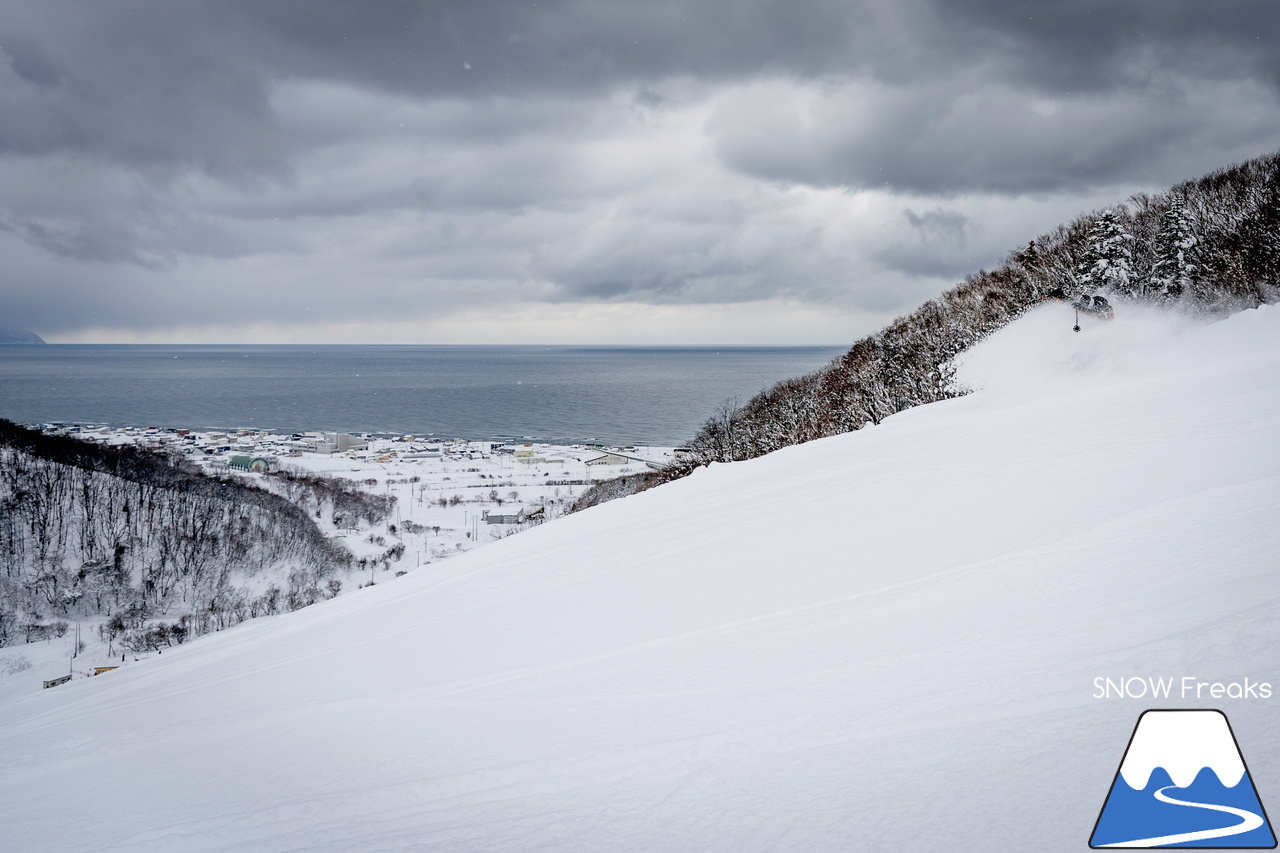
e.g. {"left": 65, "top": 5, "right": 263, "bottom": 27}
{"left": 1, "top": 0, "right": 1277, "bottom": 344}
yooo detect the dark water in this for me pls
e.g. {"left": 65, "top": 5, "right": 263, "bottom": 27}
{"left": 0, "top": 345, "right": 843, "bottom": 446}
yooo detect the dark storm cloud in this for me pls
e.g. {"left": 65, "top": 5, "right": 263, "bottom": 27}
{"left": 708, "top": 71, "right": 1280, "bottom": 194}
{"left": 0, "top": 213, "right": 159, "bottom": 267}
{"left": 225, "top": 0, "right": 1280, "bottom": 100}
{"left": 2, "top": 0, "right": 1275, "bottom": 185}
{"left": 0, "top": 0, "right": 868, "bottom": 174}
{"left": 0, "top": 0, "right": 1277, "bottom": 341}
{"left": 942, "top": 1, "right": 1280, "bottom": 92}
{"left": 705, "top": 0, "right": 1280, "bottom": 194}
{"left": 0, "top": 3, "right": 284, "bottom": 175}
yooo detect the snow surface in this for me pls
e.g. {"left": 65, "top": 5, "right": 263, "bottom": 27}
{"left": 2, "top": 302, "right": 1280, "bottom": 851}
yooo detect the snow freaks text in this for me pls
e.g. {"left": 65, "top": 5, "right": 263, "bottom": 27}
{"left": 1093, "top": 677, "right": 1273, "bottom": 700}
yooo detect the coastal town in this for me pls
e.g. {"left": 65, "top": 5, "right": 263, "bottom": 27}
{"left": 34, "top": 421, "right": 675, "bottom": 565}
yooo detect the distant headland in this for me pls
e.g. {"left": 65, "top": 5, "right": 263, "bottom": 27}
{"left": 0, "top": 326, "right": 46, "bottom": 344}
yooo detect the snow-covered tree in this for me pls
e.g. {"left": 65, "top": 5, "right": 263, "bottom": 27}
{"left": 1078, "top": 208, "right": 1135, "bottom": 295}
{"left": 1150, "top": 194, "right": 1196, "bottom": 300}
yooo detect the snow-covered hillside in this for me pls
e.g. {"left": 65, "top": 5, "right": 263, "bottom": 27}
{"left": 2, "top": 302, "right": 1279, "bottom": 852}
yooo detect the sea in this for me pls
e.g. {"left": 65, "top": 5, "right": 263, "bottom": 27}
{"left": 0, "top": 345, "right": 845, "bottom": 446}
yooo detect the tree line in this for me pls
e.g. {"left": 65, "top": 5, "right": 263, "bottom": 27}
{"left": 574, "top": 150, "right": 1280, "bottom": 509}
{"left": 0, "top": 420, "right": 380, "bottom": 648}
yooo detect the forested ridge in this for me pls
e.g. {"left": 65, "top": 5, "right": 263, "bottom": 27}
{"left": 575, "top": 150, "right": 1280, "bottom": 511}
{"left": 0, "top": 420, "right": 388, "bottom": 650}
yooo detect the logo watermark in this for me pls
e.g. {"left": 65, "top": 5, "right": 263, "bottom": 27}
{"left": 1090, "top": 710, "right": 1276, "bottom": 848}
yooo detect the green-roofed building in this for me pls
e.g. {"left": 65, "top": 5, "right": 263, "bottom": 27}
{"left": 229, "top": 456, "right": 271, "bottom": 472}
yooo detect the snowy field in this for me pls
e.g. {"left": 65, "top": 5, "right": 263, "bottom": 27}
{"left": 2, "top": 301, "right": 1280, "bottom": 851}
{"left": 271, "top": 437, "right": 670, "bottom": 578}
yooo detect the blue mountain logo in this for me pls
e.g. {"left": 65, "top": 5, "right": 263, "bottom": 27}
{"left": 1091, "top": 710, "right": 1276, "bottom": 848}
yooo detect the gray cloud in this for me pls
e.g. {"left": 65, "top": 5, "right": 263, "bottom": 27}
{"left": 873, "top": 207, "right": 979, "bottom": 279}
{"left": 903, "top": 208, "right": 968, "bottom": 245}
{"left": 867, "top": 204, "right": 1018, "bottom": 282}
{"left": 0, "top": 0, "right": 1277, "bottom": 342}
{"left": 0, "top": 5, "right": 284, "bottom": 176}
{"left": 2, "top": 2, "right": 1275, "bottom": 191}
{"left": 942, "top": 1, "right": 1280, "bottom": 93}
{"left": 709, "top": 73, "right": 1280, "bottom": 194}
{"left": 5, "top": 1, "right": 1274, "bottom": 180}
{"left": 0, "top": 214, "right": 155, "bottom": 267}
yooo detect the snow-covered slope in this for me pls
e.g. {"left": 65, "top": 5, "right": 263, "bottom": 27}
{"left": 3, "top": 302, "right": 1280, "bottom": 852}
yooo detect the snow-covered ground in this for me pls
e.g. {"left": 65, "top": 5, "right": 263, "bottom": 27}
{"left": 277, "top": 439, "right": 671, "bottom": 567}
{"left": 54, "top": 426, "right": 671, "bottom": 567}
{"left": 0, "top": 434, "right": 672, "bottom": 705}
{"left": 2, "top": 301, "right": 1279, "bottom": 851}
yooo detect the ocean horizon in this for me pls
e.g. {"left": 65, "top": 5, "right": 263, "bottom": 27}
{"left": 0, "top": 343, "right": 845, "bottom": 446}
